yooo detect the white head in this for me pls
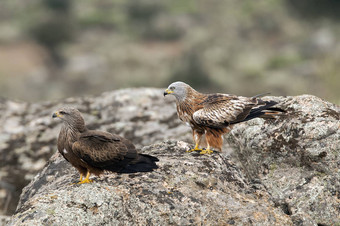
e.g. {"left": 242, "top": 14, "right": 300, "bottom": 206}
{"left": 163, "top": 81, "right": 191, "bottom": 101}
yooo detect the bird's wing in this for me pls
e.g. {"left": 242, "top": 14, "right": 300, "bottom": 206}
{"left": 193, "top": 94, "right": 257, "bottom": 128}
{"left": 72, "top": 130, "right": 138, "bottom": 171}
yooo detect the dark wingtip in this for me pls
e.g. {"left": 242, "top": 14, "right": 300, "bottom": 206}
{"left": 267, "top": 107, "right": 286, "bottom": 113}
{"left": 118, "top": 154, "right": 159, "bottom": 173}
{"left": 118, "top": 163, "right": 158, "bottom": 173}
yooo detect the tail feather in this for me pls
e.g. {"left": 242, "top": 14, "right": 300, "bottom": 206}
{"left": 233, "top": 100, "right": 285, "bottom": 124}
{"left": 118, "top": 154, "right": 159, "bottom": 174}
{"left": 266, "top": 107, "right": 286, "bottom": 113}
{"left": 139, "top": 153, "right": 159, "bottom": 162}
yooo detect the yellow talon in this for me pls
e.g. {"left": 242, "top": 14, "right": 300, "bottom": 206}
{"left": 187, "top": 143, "right": 202, "bottom": 152}
{"left": 187, "top": 147, "right": 203, "bottom": 152}
{"left": 78, "top": 178, "right": 93, "bottom": 184}
{"left": 199, "top": 149, "right": 213, "bottom": 155}
{"left": 77, "top": 172, "right": 93, "bottom": 184}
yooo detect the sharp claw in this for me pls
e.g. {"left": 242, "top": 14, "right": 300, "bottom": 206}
{"left": 78, "top": 178, "right": 93, "bottom": 184}
{"left": 186, "top": 147, "right": 203, "bottom": 152}
{"left": 199, "top": 149, "right": 213, "bottom": 155}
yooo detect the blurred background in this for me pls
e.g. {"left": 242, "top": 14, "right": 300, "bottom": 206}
{"left": 1, "top": 0, "right": 340, "bottom": 104}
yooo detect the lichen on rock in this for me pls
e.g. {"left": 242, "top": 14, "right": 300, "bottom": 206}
{"left": 9, "top": 140, "right": 292, "bottom": 225}
{"left": 227, "top": 94, "right": 340, "bottom": 225}
{"left": 1, "top": 89, "right": 340, "bottom": 225}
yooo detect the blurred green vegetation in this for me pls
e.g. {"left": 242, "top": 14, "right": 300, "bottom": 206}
{"left": 286, "top": 0, "right": 340, "bottom": 20}
{"left": 0, "top": 0, "right": 340, "bottom": 104}
{"left": 169, "top": 49, "right": 216, "bottom": 91}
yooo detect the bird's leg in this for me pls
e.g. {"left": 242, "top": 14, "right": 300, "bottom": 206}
{"left": 199, "top": 143, "right": 213, "bottom": 155}
{"left": 79, "top": 173, "right": 83, "bottom": 182}
{"left": 78, "top": 171, "right": 93, "bottom": 184}
{"left": 200, "top": 131, "right": 214, "bottom": 154}
{"left": 187, "top": 142, "right": 201, "bottom": 152}
{"left": 71, "top": 172, "right": 84, "bottom": 185}
{"left": 187, "top": 130, "right": 204, "bottom": 152}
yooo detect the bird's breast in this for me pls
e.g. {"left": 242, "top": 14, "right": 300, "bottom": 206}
{"left": 178, "top": 110, "right": 191, "bottom": 122}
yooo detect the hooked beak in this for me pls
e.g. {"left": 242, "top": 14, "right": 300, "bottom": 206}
{"left": 163, "top": 89, "right": 173, "bottom": 96}
{"left": 52, "top": 112, "right": 60, "bottom": 118}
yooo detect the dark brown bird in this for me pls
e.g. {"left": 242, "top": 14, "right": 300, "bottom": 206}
{"left": 52, "top": 107, "right": 159, "bottom": 184}
{"left": 164, "top": 81, "right": 284, "bottom": 154}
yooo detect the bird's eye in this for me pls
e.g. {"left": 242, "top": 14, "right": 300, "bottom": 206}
{"left": 170, "top": 86, "right": 175, "bottom": 90}
{"left": 59, "top": 111, "right": 66, "bottom": 115}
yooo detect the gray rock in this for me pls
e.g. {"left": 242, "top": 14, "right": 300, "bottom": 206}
{"left": 1, "top": 89, "right": 340, "bottom": 225}
{"left": 8, "top": 140, "right": 292, "bottom": 225}
{"left": 227, "top": 95, "right": 340, "bottom": 225}
{"left": 0, "top": 88, "right": 189, "bottom": 216}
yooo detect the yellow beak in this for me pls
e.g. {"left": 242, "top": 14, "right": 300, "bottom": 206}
{"left": 52, "top": 112, "right": 61, "bottom": 118}
{"left": 163, "top": 89, "right": 174, "bottom": 96}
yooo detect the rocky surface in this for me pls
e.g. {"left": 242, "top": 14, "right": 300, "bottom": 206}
{"left": 227, "top": 95, "right": 340, "bottom": 225}
{"left": 1, "top": 88, "right": 340, "bottom": 225}
{"left": 8, "top": 140, "right": 292, "bottom": 225}
{"left": 0, "top": 88, "right": 190, "bottom": 217}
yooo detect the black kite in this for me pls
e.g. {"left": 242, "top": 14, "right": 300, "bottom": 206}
{"left": 53, "top": 107, "right": 158, "bottom": 184}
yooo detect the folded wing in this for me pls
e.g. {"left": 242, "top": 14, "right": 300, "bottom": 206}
{"left": 193, "top": 94, "right": 281, "bottom": 128}
{"left": 72, "top": 131, "right": 138, "bottom": 172}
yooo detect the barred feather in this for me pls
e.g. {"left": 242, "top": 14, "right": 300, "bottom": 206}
{"left": 167, "top": 81, "right": 284, "bottom": 151}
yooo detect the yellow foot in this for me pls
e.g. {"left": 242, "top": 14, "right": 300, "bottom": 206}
{"left": 199, "top": 149, "right": 213, "bottom": 155}
{"left": 186, "top": 147, "right": 203, "bottom": 153}
{"left": 77, "top": 178, "right": 93, "bottom": 184}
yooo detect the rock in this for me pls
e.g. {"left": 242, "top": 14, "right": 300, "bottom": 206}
{"left": 8, "top": 140, "right": 292, "bottom": 225}
{"left": 0, "top": 88, "right": 189, "bottom": 216}
{"left": 227, "top": 95, "right": 340, "bottom": 225}
{"left": 1, "top": 89, "right": 340, "bottom": 225}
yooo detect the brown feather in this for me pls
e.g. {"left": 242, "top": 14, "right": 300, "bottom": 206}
{"left": 166, "top": 82, "right": 284, "bottom": 152}
{"left": 54, "top": 107, "right": 158, "bottom": 182}
{"left": 174, "top": 86, "right": 230, "bottom": 151}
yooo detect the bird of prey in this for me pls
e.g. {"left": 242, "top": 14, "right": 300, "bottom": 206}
{"left": 164, "top": 81, "right": 284, "bottom": 154}
{"left": 52, "top": 107, "right": 159, "bottom": 184}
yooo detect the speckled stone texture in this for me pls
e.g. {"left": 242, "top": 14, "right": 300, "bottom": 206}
{"left": 1, "top": 89, "right": 340, "bottom": 225}
{"left": 0, "top": 88, "right": 189, "bottom": 217}
{"left": 8, "top": 140, "right": 292, "bottom": 225}
{"left": 227, "top": 95, "right": 340, "bottom": 225}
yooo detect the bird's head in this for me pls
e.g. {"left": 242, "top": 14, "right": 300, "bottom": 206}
{"left": 52, "top": 107, "right": 85, "bottom": 130}
{"left": 163, "top": 81, "right": 190, "bottom": 101}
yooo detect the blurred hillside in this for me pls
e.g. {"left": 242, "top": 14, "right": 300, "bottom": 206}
{"left": 0, "top": 0, "right": 340, "bottom": 103}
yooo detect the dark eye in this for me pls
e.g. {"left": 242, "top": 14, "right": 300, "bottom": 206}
{"left": 170, "top": 86, "right": 175, "bottom": 90}
{"left": 59, "top": 111, "right": 66, "bottom": 115}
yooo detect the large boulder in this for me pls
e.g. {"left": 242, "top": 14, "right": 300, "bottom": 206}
{"left": 8, "top": 140, "right": 292, "bottom": 225}
{"left": 0, "top": 88, "right": 189, "bottom": 217}
{"left": 1, "top": 89, "right": 339, "bottom": 225}
{"left": 227, "top": 95, "right": 340, "bottom": 225}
